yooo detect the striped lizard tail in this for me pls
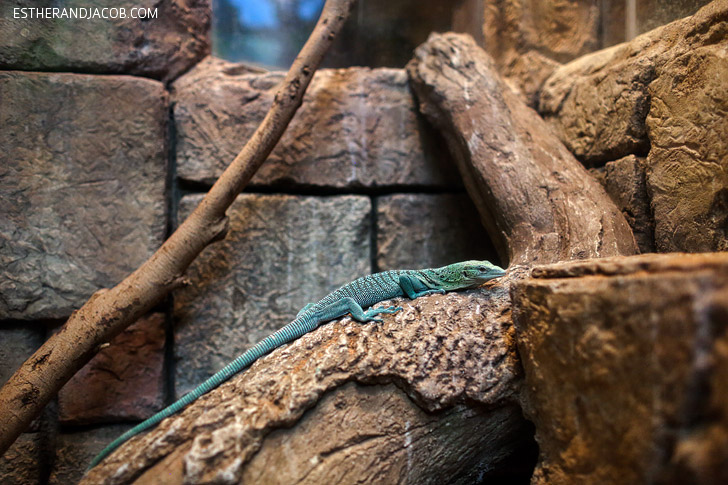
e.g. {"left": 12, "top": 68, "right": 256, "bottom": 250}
{"left": 88, "top": 314, "right": 319, "bottom": 469}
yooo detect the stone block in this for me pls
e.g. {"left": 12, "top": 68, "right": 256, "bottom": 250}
{"left": 539, "top": 1, "right": 727, "bottom": 165}
{"left": 58, "top": 313, "right": 166, "bottom": 425}
{"left": 0, "top": 0, "right": 210, "bottom": 82}
{"left": 513, "top": 253, "right": 728, "bottom": 484}
{"left": 0, "top": 71, "right": 167, "bottom": 320}
{"left": 173, "top": 193, "right": 371, "bottom": 396}
{"left": 49, "top": 425, "right": 132, "bottom": 485}
{"left": 482, "top": 0, "right": 599, "bottom": 104}
{"left": 172, "top": 57, "right": 458, "bottom": 189}
{"left": 602, "top": 155, "right": 654, "bottom": 253}
{"left": 0, "top": 325, "right": 43, "bottom": 387}
{"left": 376, "top": 193, "right": 498, "bottom": 270}
{"left": 0, "top": 432, "right": 44, "bottom": 485}
{"left": 0, "top": 324, "right": 45, "bottom": 432}
{"left": 646, "top": 44, "right": 728, "bottom": 252}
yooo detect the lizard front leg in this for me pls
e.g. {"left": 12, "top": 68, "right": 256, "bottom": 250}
{"left": 318, "top": 297, "right": 402, "bottom": 323}
{"left": 398, "top": 275, "right": 446, "bottom": 299}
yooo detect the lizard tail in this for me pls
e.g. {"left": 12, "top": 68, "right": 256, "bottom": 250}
{"left": 87, "top": 315, "right": 319, "bottom": 470}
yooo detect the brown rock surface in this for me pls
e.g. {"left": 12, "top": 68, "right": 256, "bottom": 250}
{"left": 481, "top": 0, "right": 599, "bottom": 104}
{"left": 539, "top": 41, "right": 654, "bottom": 164}
{"left": 83, "top": 271, "right": 527, "bottom": 484}
{"left": 0, "top": 71, "right": 167, "bottom": 320}
{"left": 601, "top": 155, "right": 655, "bottom": 253}
{"left": 0, "top": 325, "right": 45, "bottom": 433}
{"left": 58, "top": 314, "right": 166, "bottom": 425}
{"left": 407, "top": 33, "right": 636, "bottom": 265}
{"left": 498, "top": 50, "right": 561, "bottom": 108}
{"left": 0, "top": 0, "right": 210, "bottom": 82}
{"left": 599, "top": 0, "right": 713, "bottom": 47}
{"left": 172, "top": 57, "right": 458, "bottom": 189}
{"left": 513, "top": 252, "right": 728, "bottom": 484}
{"left": 539, "top": 0, "right": 727, "bottom": 165}
{"left": 646, "top": 43, "right": 728, "bottom": 252}
{"left": 50, "top": 425, "right": 132, "bottom": 485}
{"left": 0, "top": 326, "right": 43, "bottom": 388}
{"left": 0, "top": 432, "right": 44, "bottom": 485}
{"left": 540, "top": 1, "right": 728, "bottom": 253}
{"left": 376, "top": 193, "right": 498, "bottom": 271}
{"left": 173, "top": 194, "right": 371, "bottom": 396}
{"left": 483, "top": 0, "right": 599, "bottom": 63}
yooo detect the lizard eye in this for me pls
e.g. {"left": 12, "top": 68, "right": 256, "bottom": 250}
{"left": 478, "top": 266, "right": 486, "bottom": 272}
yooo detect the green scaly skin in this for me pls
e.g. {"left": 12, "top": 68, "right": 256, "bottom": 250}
{"left": 88, "top": 260, "right": 505, "bottom": 469}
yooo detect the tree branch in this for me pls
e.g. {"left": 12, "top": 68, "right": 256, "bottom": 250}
{"left": 0, "top": 0, "right": 357, "bottom": 457}
{"left": 406, "top": 33, "right": 638, "bottom": 265}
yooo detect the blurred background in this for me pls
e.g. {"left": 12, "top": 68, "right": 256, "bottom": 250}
{"left": 212, "top": 0, "right": 712, "bottom": 69}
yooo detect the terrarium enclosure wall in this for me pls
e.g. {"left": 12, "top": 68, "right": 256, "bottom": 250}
{"left": 0, "top": 0, "right": 726, "bottom": 484}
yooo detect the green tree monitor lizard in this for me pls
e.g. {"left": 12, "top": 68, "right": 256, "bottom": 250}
{"left": 89, "top": 260, "right": 506, "bottom": 469}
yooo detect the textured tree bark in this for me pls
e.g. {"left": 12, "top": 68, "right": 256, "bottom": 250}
{"left": 0, "top": 0, "right": 357, "bottom": 458}
{"left": 406, "top": 33, "right": 638, "bottom": 265}
{"left": 82, "top": 275, "right": 533, "bottom": 485}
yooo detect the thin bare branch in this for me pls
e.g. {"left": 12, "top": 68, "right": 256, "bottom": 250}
{"left": 0, "top": 0, "right": 357, "bottom": 457}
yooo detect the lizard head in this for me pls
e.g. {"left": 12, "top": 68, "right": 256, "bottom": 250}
{"left": 428, "top": 260, "right": 506, "bottom": 290}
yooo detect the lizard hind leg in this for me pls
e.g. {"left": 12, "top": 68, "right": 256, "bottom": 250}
{"left": 318, "top": 297, "right": 402, "bottom": 324}
{"left": 296, "top": 303, "right": 315, "bottom": 318}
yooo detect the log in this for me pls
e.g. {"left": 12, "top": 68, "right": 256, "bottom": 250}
{"left": 406, "top": 33, "right": 637, "bottom": 265}
{"left": 82, "top": 276, "right": 531, "bottom": 484}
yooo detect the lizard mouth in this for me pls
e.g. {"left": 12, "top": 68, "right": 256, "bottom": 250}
{"left": 491, "top": 268, "right": 507, "bottom": 278}
{"left": 474, "top": 267, "right": 506, "bottom": 282}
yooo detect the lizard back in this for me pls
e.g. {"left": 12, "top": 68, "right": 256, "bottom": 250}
{"left": 311, "top": 269, "right": 412, "bottom": 311}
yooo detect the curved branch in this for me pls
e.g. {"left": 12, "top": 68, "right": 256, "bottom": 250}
{"left": 0, "top": 0, "right": 357, "bottom": 457}
{"left": 406, "top": 33, "right": 638, "bottom": 265}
